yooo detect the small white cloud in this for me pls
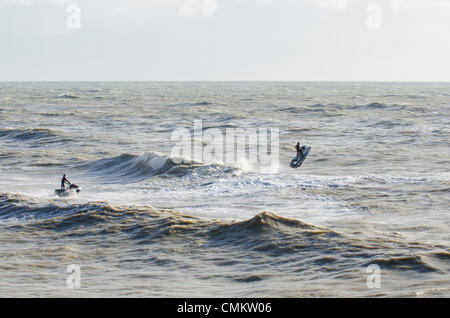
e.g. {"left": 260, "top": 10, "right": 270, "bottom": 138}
{"left": 113, "top": 7, "right": 128, "bottom": 14}
{"left": 0, "top": 0, "right": 71, "bottom": 7}
{"left": 0, "top": 0, "right": 33, "bottom": 7}
{"left": 312, "top": 0, "right": 350, "bottom": 11}
{"left": 252, "top": 0, "right": 351, "bottom": 11}
{"left": 390, "top": 0, "right": 450, "bottom": 10}
{"left": 253, "top": 0, "right": 450, "bottom": 12}
{"left": 178, "top": 0, "right": 218, "bottom": 16}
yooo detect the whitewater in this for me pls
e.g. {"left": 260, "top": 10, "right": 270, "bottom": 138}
{"left": 0, "top": 82, "right": 449, "bottom": 297}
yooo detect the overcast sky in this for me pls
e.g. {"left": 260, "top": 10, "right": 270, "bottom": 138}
{"left": 1, "top": 0, "right": 450, "bottom": 81}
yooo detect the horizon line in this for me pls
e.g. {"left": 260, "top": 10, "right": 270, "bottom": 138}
{"left": 1, "top": 80, "right": 450, "bottom": 84}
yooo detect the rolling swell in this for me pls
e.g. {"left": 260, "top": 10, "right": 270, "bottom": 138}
{"left": 367, "top": 255, "right": 441, "bottom": 273}
{"left": 78, "top": 152, "right": 241, "bottom": 183}
{"left": 167, "top": 101, "right": 212, "bottom": 107}
{"left": 0, "top": 192, "right": 326, "bottom": 243}
{"left": 207, "top": 212, "right": 340, "bottom": 255}
{"left": 0, "top": 193, "right": 344, "bottom": 258}
{"left": 1, "top": 192, "right": 447, "bottom": 276}
{"left": 280, "top": 103, "right": 412, "bottom": 114}
{"left": 280, "top": 104, "right": 341, "bottom": 117}
{"left": 0, "top": 128, "right": 71, "bottom": 145}
{"left": 350, "top": 102, "right": 408, "bottom": 111}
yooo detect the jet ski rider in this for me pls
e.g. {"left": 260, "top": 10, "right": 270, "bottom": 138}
{"left": 61, "top": 174, "right": 71, "bottom": 190}
{"left": 295, "top": 142, "right": 305, "bottom": 160}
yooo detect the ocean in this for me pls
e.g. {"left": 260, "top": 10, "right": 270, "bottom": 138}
{"left": 0, "top": 82, "right": 448, "bottom": 297}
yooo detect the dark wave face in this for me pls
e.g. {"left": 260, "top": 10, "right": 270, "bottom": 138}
{"left": 0, "top": 82, "right": 449, "bottom": 297}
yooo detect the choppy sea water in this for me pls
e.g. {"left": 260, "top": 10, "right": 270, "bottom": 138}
{"left": 0, "top": 82, "right": 448, "bottom": 297}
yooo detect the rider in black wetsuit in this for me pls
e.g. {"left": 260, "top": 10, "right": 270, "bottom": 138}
{"left": 61, "top": 174, "right": 71, "bottom": 190}
{"left": 295, "top": 142, "right": 305, "bottom": 160}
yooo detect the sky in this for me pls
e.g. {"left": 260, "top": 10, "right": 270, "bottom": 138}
{"left": 1, "top": 0, "right": 450, "bottom": 81}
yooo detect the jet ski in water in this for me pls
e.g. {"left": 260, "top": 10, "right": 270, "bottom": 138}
{"left": 290, "top": 145, "right": 311, "bottom": 168}
{"left": 55, "top": 183, "right": 81, "bottom": 197}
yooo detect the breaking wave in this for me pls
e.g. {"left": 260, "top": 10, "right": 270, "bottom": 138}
{"left": 78, "top": 152, "right": 241, "bottom": 183}
{"left": 57, "top": 93, "right": 79, "bottom": 99}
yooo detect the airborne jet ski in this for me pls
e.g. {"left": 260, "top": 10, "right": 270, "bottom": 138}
{"left": 290, "top": 145, "right": 311, "bottom": 168}
{"left": 55, "top": 183, "right": 81, "bottom": 197}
